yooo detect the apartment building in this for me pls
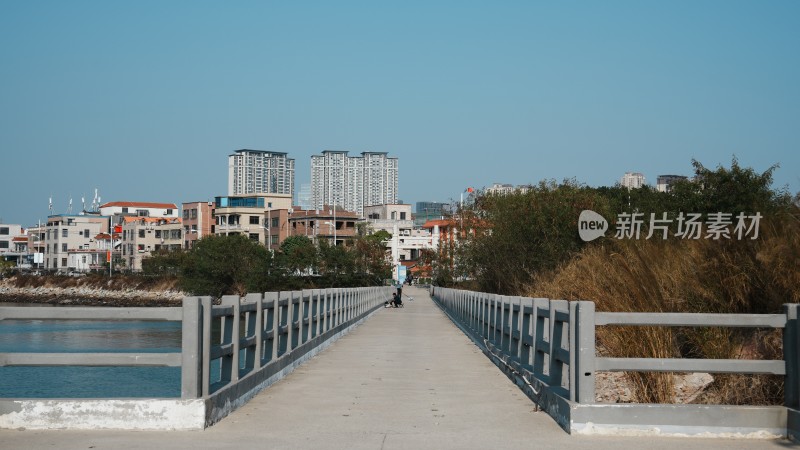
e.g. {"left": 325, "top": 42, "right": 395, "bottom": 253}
{"left": 310, "top": 150, "right": 398, "bottom": 216}
{"left": 288, "top": 206, "right": 359, "bottom": 247}
{"left": 100, "top": 201, "right": 179, "bottom": 224}
{"left": 228, "top": 149, "right": 295, "bottom": 197}
{"left": 43, "top": 214, "right": 109, "bottom": 272}
{"left": 120, "top": 217, "right": 183, "bottom": 271}
{"left": 213, "top": 194, "right": 293, "bottom": 251}
{"left": 656, "top": 174, "right": 688, "bottom": 193}
{"left": 182, "top": 201, "right": 215, "bottom": 249}
{"left": 620, "top": 172, "right": 646, "bottom": 189}
{"left": 363, "top": 204, "right": 433, "bottom": 263}
{"left": 0, "top": 223, "right": 22, "bottom": 256}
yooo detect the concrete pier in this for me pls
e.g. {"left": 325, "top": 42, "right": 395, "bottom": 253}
{"left": 0, "top": 287, "right": 785, "bottom": 449}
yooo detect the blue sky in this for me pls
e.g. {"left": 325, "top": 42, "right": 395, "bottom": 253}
{"left": 2, "top": 1, "right": 798, "bottom": 226}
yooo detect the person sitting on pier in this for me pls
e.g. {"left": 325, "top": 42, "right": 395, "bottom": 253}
{"left": 385, "top": 290, "right": 403, "bottom": 308}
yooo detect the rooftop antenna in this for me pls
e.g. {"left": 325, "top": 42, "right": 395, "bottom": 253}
{"left": 91, "top": 188, "right": 99, "bottom": 212}
{"left": 81, "top": 194, "right": 86, "bottom": 213}
{"left": 67, "top": 195, "right": 73, "bottom": 214}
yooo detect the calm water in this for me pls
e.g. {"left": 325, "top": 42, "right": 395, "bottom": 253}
{"left": 0, "top": 304, "right": 182, "bottom": 398}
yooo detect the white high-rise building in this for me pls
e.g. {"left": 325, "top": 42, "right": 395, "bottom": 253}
{"left": 311, "top": 151, "right": 398, "bottom": 216}
{"left": 228, "top": 150, "right": 295, "bottom": 197}
{"left": 620, "top": 172, "right": 646, "bottom": 189}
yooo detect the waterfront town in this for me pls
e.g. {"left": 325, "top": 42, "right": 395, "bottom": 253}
{"left": 0, "top": 148, "right": 685, "bottom": 283}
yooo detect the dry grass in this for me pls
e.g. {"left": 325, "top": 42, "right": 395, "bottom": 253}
{"left": 528, "top": 212, "right": 800, "bottom": 405}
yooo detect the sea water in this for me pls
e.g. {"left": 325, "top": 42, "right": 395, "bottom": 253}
{"left": 0, "top": 305, "right": 182, "bottom": 398}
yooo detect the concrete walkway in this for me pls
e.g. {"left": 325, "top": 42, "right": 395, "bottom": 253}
{"left": 0, "top": 287, "right": 789, "bottom": 449}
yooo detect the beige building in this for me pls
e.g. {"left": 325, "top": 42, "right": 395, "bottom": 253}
{"left": 120, "top": 217, "right": 183, "bottom": 271}
{"left": 182, "top": 201, "right": 215, "bottom": 249}
{"left": 44, "top": 214, "right": 109, "bottom": 272}
{"left": 363, "top": 204, "right": 433, "bottom": 263}
{"left": 213, "top": 194, "right": 293, "bottom": 251}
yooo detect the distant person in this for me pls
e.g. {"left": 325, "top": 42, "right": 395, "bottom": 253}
{"left": 406, "top": 274, "right": 414, "bottom": 285}
{"left": 395, "top": 281, "right": 402, "bottom": 298}
{"left": 391, "top": 291, "right": 403, "bottom": 308}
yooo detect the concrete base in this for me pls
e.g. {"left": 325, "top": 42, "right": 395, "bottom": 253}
{"left": 0, "top": 305, "right": 382, "bottom": 431}
{"left": 0, "top": 399, "right": 206, "bottom": 430}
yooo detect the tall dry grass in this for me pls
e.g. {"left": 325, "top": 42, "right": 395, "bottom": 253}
{"left": 529, "top": 212, "right": 800, "bottom": 404}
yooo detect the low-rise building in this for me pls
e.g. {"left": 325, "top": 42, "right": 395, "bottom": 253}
{"left": 213, "top": 194, "right": 293, "bottom": 250}
{"left": 289, "top": 206, "right": 359, "bottom": 247}
{"left": 182, "top": 201, "right": 215, "bottom": 249}
{"left": 363, "top": 204, "right": 433, "bottom": 263}
{"left": 0, "top": 224, "right": 23, "bottom": 264}
{"left": 120, "top": 217, "right": 183, "bottom": 271}
{"left": 43, "top": 214, "right": 109, "bottom": 272}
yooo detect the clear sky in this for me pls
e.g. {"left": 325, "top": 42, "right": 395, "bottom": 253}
{"left": 2, "top": 1, "right": 798, "bottom": 226}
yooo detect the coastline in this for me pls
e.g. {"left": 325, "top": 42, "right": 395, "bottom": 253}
{"left": 0, "top": 279, "right": 186, "bottom": 307}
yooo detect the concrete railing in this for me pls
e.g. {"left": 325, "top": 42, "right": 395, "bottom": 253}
{"left": 430, "top": 286, "right": 800, "bottom": 439}
{"left": 0, "top": 286, "right": 391, "bottom": 430}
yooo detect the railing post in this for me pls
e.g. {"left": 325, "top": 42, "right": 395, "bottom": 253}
{"left": 181, "top": 296, "right": 202, "bottom": 399}
{"left": 572, "top": 301, "right": 596, "bottom": 403}
{"left": 785, "top": 303, "right": 799, "bottom": 409}
{"left": 244, "top": 293, "right": 261, "bottom": 371}
{"left": 221, "top": 295, "right": 241, "bottom": 384}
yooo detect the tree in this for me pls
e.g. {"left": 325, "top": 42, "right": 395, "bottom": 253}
{"left": 180, "top": 234, "right": 273, "bottom": 297}
{"left": 352, "top": 229, "right": 392, "bottom": 284}
{"left": 462, "top": 179, "right": 610, "bottom": 294}
{"left": 669, "top": 157, "right": 791, "bottom": 215}
{"left": 279, "top": 235, "right": 317, "bottom": 275}
{"left": 316, "top": 239, "right": 355, "bottom": 286}
{"left": 141, "top": 249, "right": 185, "bottom": 276}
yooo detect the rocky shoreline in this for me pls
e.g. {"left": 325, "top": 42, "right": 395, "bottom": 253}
{"left": 0, "top": 283, "right": 186, "bottom": 307}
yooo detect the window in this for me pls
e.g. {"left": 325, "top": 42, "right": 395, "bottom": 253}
{"left": 62, "top": 229, "right": 68, "bottom": 238}
{"left": 166, "top": 209, "right": 173, "bottom": 215}
{"left": 191, "top": 209, "right": 197, "bottom": 219}
{"left": 155, "top": 230, "right": 161, "bottom": 239}
{"left": 271, "top": 217, "right": 279, "bottom": 228}
{"left": 391, "top": 212, "right": 396, "bottom": 220}
{"left": 138, "top": 230, "right": 145, "bottom": 238}
{"left": 250, "top": 216, "right": 260, "bottom": 225}
{"left": 171, "top": 229, "right": 181, "bottom": 239}
{"left": 0, "top": 241, "right": 8, "bottom": 249}
{"left": 249, "top": 233, "right": 259, "bottom": 241}
{"left": 62, "top": 243, "right": 67, "bottom": 252}
{"left": 138, "top": 244, "right": 145, "bottom": 251}
{"left": 400, "top": 212, "right": 406, "bottom": 220}
{"left": 61, "top": 258, "right": 67, "bottom": 267}
{"left": 82, "top": 256, "right": 86, "bottom": 263}
{"left": 84, "top": 229, "right": 90, "bottom": 238}
{"left": 122, "top": 207, "right": 129, "bottom": 213}
{"left": 271, "top": 234, "right": 278, "bottom": 245}
{"left": 0, "top": 227, "right": 8, "bottom": 235}
{"left": 137, "top": 210, "right": 148, "bottom": 217}
{"left": 183, "top": 210, "right": 189, "bottom": 219}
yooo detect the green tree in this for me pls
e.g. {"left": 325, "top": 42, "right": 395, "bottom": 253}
{"left": 317, "top": 239, "right": 355, "bottom": 286}
{"left": 141, "top": 249, "right": 186, "bottom": 276}
{"left": 180, "top": 234, "right": 273, "bottom": 297}
{"left": 279, "top": 235, "right": 317, "bottom": 275}
{"left": 463, "top": 179, "right": 610, "bottom": 294}
{"left": 352, "top": 229, "right": 392, "bottom": 284}
{"left": 669, "top": 157, "right": 791, "bottom": 215}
